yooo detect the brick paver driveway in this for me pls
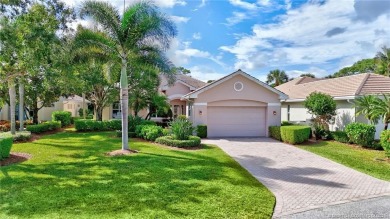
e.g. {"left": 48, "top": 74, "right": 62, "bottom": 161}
{"left": 203, "top": 138, "right": 390, "bottom": 218}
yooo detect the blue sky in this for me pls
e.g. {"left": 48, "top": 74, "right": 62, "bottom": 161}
{"left": 68, "top": 0, "right": 390, "bottom": 82}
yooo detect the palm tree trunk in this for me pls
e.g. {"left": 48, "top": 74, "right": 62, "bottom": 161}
{"left": 82, "top": 93, "right": 86, "bottom": 119}
{"left": 19, "top": 80, "right": 24, "bottom": 131}
{"left": 385, "top": 123, "right": 388, "bottom": 131}
{"left": 120, "top": 57, "right": 129, "bottom": 150}
{"left": 8, "top": 78, "right": 16, "bottom": 135}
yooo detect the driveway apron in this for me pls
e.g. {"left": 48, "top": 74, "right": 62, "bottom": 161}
{"left": 202, "top": 138, "right": 390, "bottom": 218}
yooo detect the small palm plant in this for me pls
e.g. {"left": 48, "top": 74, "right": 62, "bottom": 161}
{"left": 170, "top": 116, "right": 193, "bottom": 140}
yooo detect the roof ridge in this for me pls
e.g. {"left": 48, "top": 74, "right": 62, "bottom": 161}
{"left": 355, "top": 73, "right": 370, "bottom": 95}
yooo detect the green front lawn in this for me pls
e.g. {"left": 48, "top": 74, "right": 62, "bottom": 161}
{"left": 0, "top": 131, "right": 275, "bottom": 219}
{"left": 298, "top": 141, "right": 390, "bottom": 181}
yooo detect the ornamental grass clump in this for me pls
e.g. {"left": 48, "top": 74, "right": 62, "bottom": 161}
{"left": 170, "top": 116, "right": 194, "bottom": 140}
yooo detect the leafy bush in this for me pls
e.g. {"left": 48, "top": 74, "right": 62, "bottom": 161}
{"left": 128, "top": 115, "right": 144, "bottom": 132}
{"left": 280, "top": 126, "right": 311, "bottom": 144}
{"left": 331, "top": 131, "right": 349, "bottom": 143}
{"left": 142, "top": 125, "right": 164, "bottom": 141}
{"left": 345, "top": 123, "right": 376, "bottom": 148}
{"left": 26, "top": 121, "right": 61, "bottom": 134}
{"left": 281, "top": 121, "right": 293, "bottom": 126}
{"left": 269, "top": 126, "right": 281, "bottom": 141}
{"left": 380, "top": 130, "right": 390, "bottom": 157}
{"left": 106, "top": 120, "right": 122, "bottom": 130}
{"left": 170, "top": 117, "right": 194, "bottom": 140}
{"left": 196, "top": 125, "right": 207, "bottom": 138}
{"left": 75, "top": 120, "right": 108, "bottom": 131}
{"left": 11, "top": 131, "right": 32, "bottom": 142}
{"left": 52, "top": 111, "right": 72, "bottom": 127}
{"left": 0, "top": 133, "right": 13, "bottom": 160}
{"left": 115, "top": 130, "right": 136, "bottom": 138}
{"left": 162, "top": 128, "right": 171, "bottom": 136}
{"left": 156, "top": 135, "right": 201, "bottom": 148}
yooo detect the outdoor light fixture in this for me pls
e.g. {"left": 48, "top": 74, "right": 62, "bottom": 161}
{"left": 199, "top": 110, "right": 203, "bottom": 115}
{"left": 273, "top": 111, "right": 277, "bottom": 115}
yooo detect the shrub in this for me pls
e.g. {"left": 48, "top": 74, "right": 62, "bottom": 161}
{"left": 106, "top": 120, "right": 122, "bottom": 130}
{"left": 0, "top": 133, "right": 13, "bottom": 160}
{"left": 26, "top": 121, "right": 61, "bottom": 134}
{"left": 128, "top": 115, "right": 144, "bottom": 132}
{"left": 280, "top": 126, "right": 311, "bottom": 145}
{"left": 380, "top": 130, "right": 390, "bottom": 157}
{"left": 345, "top": 123, "right": 376, "bottom": 148}
{"left": 331, "top": 131, "right": 349, "bottom": 143}
{"left": 170, "top": 117, "right": 194, "bottom": 140}
{"left": 162, "top": 128, "right": 171, "bottom": 136}
{"left": 11, "top": 131, "right": 32, "bottom": 142}
{"left": 196, "top": 125, "right": 207, "bottom": 138}
{"left": 269, "top": 126, "right": 281, "bottom": 141}
{"left": 141, "top": 125, "right": 164, "bottom": 141}
{"left": 156, "top": 135, "right": 201, "bottom": 148}
{"left": 75, "top": 120, "right": 108, "bottom": 131}
{"left": 52, "top": 111, "right": 72, "bottom": 127}
{"left": 281, "top": 121, "right": 293, "bottom": 126}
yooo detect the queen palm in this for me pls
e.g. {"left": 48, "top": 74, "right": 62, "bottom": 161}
{"left": 376, "top": 46, "right": 390, "bottom": 76}
{"left": 372, "top": 95, "right": 390, "bottom": 131}
{"left": 266, "top": 69, "right": 289, "bottom": 86}
{"left": 355, "top": 95, "right": 381, "bottom": 124}
{"left": 76, "top": 1, "right": 176, "bottom": 150}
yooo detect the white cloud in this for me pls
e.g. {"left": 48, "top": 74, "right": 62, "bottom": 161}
{"left": 153, "top": 0, "right": 186, "bottom": 8}
{"left": 229, "top": 0, "right": 258, "bottom": 10}
{"left": 226, "top": 12, "right": 251, "bottom": 26}
{"left": 188, "top": 66, "right": 227, "bottom": 82}
{"left": 170, "top": 16, "right": 190, "bottom": 23}
{"left": 221, "top": 0, "right": 390, "bottom": 72}
{"left": 193, "top": 32, "right": 202, "bottom": 40}
{"left": 199, "top": 0, "right": 207, "bottom": 8}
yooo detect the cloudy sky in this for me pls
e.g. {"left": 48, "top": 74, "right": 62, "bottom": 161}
{"left": 66, "top": 0, "right": 390, "bottom": 82}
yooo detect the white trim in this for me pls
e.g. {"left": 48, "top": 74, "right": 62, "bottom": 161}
{"left": 194, "top": 102, "right": 207, "bottom": 106}
{"left": 182, "top": 70, "right": 288, "bottom": 100}
{"left": 268, "top": 103, "right": 281, "bottom": 106}
{"left": 283, "top": 95, "right": 358, "bottom": 103}
{"left": 168, "top": 94, "right": 185, "bottom": 100}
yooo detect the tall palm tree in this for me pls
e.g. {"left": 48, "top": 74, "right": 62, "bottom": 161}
{"left": 76, "top": 1, "right": 176, "bottom": 150}
{"left": 355, "top": 95, "right": 381, "bottom": 124}
{"left": 266, "top": 69, "right": 289, "bottom": 86}
{"left": 376, "top": 46, "right": 390, "bottom": 76}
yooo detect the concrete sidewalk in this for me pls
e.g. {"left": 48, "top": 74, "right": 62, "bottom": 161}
{"left": 203, "top": 138, "right": 390, "bottom": 218}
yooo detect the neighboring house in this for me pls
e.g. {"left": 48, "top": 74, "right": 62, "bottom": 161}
{"left": 183, "top": 70, "right": 287, "bottom": 137}
{"left": 275, "top": 73, "right": 390, "bottom": 139}
{"left": 101, "top": 74, "right": 207, "bottom": 121}
{"left": 0, "top": 95, "right": 89, "bottom": 122}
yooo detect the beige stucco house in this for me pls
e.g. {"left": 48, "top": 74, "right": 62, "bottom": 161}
{"left": 275, "top": 73, "right": 390, "bottom": 139}
{"left": 183, "top": 70, "right": 287, "bottom": 137}
{"left": 0, "top": 95, "right": 89, "bottom": 122}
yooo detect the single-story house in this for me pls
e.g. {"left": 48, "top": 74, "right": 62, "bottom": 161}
{"left": 182, "top": 70, "right": 287, "bottom": 137}
{"left": 101, "top": 74, "right": 207, "bottom": 120}
{"left": 0, "top": 95, "right": 89, "bottom": 122}
{"left": 275, "top": 73, "right": 390, "bottom": 139}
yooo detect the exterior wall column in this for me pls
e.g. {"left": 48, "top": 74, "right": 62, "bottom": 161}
{"left": 266, "top": 103, "right": 282, "bottom": 137}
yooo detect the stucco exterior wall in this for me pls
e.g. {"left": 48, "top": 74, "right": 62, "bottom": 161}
{"left": 165, "top": 82, "right": 192, "bottom": 100}
{"left": 38, "top": 98, "right": 65, "bottom": 121}
{"left": 0, "top": 104, "right": 10, "bottom": 121}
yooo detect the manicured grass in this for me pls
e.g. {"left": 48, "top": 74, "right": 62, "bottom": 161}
{"left": 0, "top": 131, "right": 275, "bottom": 219}
{"left": 298, "top": 141, "right": 390, "bottom": 181}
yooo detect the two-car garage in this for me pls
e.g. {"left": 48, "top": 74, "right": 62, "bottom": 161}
{"left": 207, "top": 106, "right": 266, "bottom": 137}
{"left": 182, "top": 70, "right": 287, "bottom": 138}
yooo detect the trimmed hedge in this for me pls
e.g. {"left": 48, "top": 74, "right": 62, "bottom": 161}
{"left": 74, "top": 119, "right": 122, "bottom": 131}
{"left": 380, "top": 130, "right": 390, "bottom": 157}
{"left": 280, "top": 125, "right": 311, "bottom": 145}
{"left": 345, "top": 123, "right": 375, "bottom": 148}
{"left": 52, "top": 111, "right": 72, "bottom": 127}
{"left": 26, "top": 121, "right": 61, "bottom": 134}
{"left": 156, "top": 135, "right": 201, "bottom": 148}
{"left": 281, "top": 121, "right": 294, "bottom": 126}
{"left": 269, "top": 126, "right": 282, "bottom": 141}
{"left": 0, "top": 133, "right": 13, "bottom": 160}
{"left": 331, "top": 131, "right": 349, "bottom": 143}
{"left": 196, "top": 125, "right": 207, "bottom": 138}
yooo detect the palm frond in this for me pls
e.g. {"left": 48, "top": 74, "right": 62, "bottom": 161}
{"left": 73, "top": 27, "right": 118, "bottom": 57}
{"left": 80, "top": 0, "right": 122, "bottom": 44}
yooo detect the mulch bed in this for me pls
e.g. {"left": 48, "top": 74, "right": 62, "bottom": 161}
{"left": 0, "top": 152, "right": 32, "bottom": 166}
{"left": 106, "top": 149, "right": 138, "bottom": 156}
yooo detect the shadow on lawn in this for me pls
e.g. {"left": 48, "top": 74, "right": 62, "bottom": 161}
{"left": 0, "top": 135, "right": 264, "bottom": 218}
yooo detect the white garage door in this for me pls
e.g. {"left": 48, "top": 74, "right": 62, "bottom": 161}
{"left": 207, "top": 106, "right": 266, "bottom": 137}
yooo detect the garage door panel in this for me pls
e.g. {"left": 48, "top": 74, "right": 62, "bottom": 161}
{"left": 207, "top": 106, "right": 266, "bottom": 137}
